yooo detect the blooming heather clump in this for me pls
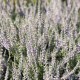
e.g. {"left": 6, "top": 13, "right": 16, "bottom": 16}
{"left": 0, "top": 0, "right": 80, "bottom": 80}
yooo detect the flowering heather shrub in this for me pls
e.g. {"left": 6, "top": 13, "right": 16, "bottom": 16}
{"left": 0, "top": 0, "right": 80, "bottom": 80}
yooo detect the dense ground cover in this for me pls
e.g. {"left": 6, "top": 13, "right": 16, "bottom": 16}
{"left": 0, "top": 0, "right": 80, "bottom": 80}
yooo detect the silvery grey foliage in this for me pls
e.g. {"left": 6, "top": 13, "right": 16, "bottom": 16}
{"left": 0, "top": 0, "right": 80, "bottom": 80}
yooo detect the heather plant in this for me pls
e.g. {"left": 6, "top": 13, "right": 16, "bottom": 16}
{"left": 0, "top": 0, "right": 80, "bottom": 80}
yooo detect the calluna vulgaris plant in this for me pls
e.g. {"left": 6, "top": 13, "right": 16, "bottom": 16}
{"left": 0, "top": 0, "right": 80, "bottom": 80}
